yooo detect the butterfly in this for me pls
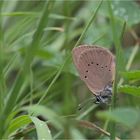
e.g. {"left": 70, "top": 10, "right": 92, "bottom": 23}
{"left": 72, "top": 45, "right": 115, "bottom": 104}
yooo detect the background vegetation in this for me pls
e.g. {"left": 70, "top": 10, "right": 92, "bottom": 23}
{"left": 0, "top": 0, "right": 140, "bottom": 139}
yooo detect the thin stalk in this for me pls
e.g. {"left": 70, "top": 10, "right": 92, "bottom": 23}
{"left": 108, "top": 1, "right": 121, "bottom": 139}
{"left": 0, "top": 1, "right": 7, "bottom": 138}
{"left": 76, "top": 105, "right": 97, "bottom": 120}
{"left": 118, "top": 26, "right": 140, "bottom": 85}
{"left": 24, "top": 0, "right": 55, "bottom": 106}
{"left": 23, "top": 0, "right": 55, "bottom": 71}
{"left": 92, "top": 33, "right": 106, "bottom": 44}
{"left": 74, "top": 0, "right": 103, "bottom": 48}
{"left": 36, "top": 0, "right": 103, "bottom": 104}
{"left": 0, "top": 0, "right": 5, "bottom": 112}
{"left": 103, "top": 21, "right": 126, "bottom": 135}
{"left": 78, "top": 120, "right": 120, "bottom": 140}
{"left": 108, "top": 1, "right": 121, "bottom": 108}
{"left": 29, "top": 66, "right": 34, "bottom": 105}
{"left": 119, "top": 43, "right": 139, "bottom": 86}
{"left": 37, "top": 62, "right": 65, "bottom": 104}
{"left": 125, "top": 43, "right": 139, "bottom": 71}
{"left": 120, "top": 21, "right": 126, "bottom": 42}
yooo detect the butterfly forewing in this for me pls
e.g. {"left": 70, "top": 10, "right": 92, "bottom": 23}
{"left": 72, "top": 45, "right": 94, "bottom": 69}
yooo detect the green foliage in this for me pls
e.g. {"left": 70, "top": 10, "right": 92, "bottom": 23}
{"left": 112, "top": 0, "right": 140, "bottom": 25}
{"left": 96, "top": 108, "right": 140, "bottom": 128}
{"left": 89, "top": 0, "right": 140, "bottom": 26}
{"left": 6, "top": 115, "right": 32, "bottom": 137}
{"left": 0, "top": 0, "right": 140, "bottom": 139}
{"left": 22, "top": 105, "right": 63, "bottom": 130}
{"left": 118, "top": 85, "right": 140, "bottom": 97}
{"left": 120, "top": 71, "right": 140, "bottom": 81}
{"left": 119, "top": 70, "right": 140, "bottom": 96}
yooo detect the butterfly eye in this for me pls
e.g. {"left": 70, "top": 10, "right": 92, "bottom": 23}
{"left": 91, "top": 62, "right": 94, "bottom": 64}
{"left": 109, "top": 69, "right": 111, "bottom": 71}
{"left": 88, "top": 64, "right": 90, "bottom": 66}
{"left": 86, "top": 70, "right": 88, "bottom": 72}
{"left": 84, "top": 76, "right": 87, "bottom": 79}
{"left": 101, "top": 66, "right": 104, "bottom": 68}
{"left": 96, "top": 63, "right": 99, "bottom": 66}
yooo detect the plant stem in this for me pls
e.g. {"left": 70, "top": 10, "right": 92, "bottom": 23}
{"left": 74, "top": 0, "right": 103, "bottom": 48}
{"left": 78, "top": 120, "right": 120, "bottom": 140}
{"left": 37, "top": 0, "right": 103, "bottom": 104}
{"left": 119, "top": 43, "right": 139, "bottom": 86}
{"left": 125, "top": 43, "right": 139, "bottom": 71}
{"left": 0, "top": 0, "right": 4, "bottom": 112}
{"left": 108, "top": 1, "right": 122, "bottom": 139}
{"left": 0, "top": 1, "right": 6, "bottom": 138}
{"left": 23, "top": 0, "right": 55, "bottom": 71}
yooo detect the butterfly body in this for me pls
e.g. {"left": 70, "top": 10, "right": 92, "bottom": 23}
{"left": 95, "top": 83, "right": 112, "bottom": 104}
{"left": 72, "top": 45, "right": 115, "bottom": 104}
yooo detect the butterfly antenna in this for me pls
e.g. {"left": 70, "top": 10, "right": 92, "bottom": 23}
{"left": 77, "top": 97, "right": 96, "bottom": 110}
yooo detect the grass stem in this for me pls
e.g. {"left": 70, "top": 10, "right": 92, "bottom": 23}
{"left": 108, "top": 1, "right": 122, "bottom": 139}
{"left": 37, "top": 0, "right": 103, "bottom": 104}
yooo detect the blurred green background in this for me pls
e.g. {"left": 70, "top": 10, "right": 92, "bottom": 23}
{"left": 0, "top": 0, "right": 140, "bottom": 139}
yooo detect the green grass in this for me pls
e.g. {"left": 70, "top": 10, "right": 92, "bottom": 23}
{"left": 0, "top": 0, "right": 140, "bottom": 139}
{"left": 108, "top": 1, "right": 123, "bottom": 139}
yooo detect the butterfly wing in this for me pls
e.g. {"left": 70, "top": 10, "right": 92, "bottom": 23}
{"left": 72, "top": 45, "right": 93, "bottom": 69}
{"left": 72, "top": 45, "right": 115, "bottom": 95}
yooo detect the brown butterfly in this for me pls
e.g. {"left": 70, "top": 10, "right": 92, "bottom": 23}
{"left": 72, "top": 45, "right": 115, "bottom": 104}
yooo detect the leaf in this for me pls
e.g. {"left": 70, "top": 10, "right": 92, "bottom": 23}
{"left": 1, "top": 12, "right": 37, "bottom": 16}
{"left": 87, "top": 1, "right": 140, "bottom": 26}
{"left": 118, "top": 85, "right": 140, "bottom": 97}
{"left": 31, "top": 117, "right": 52, "bottom": 140}
{"left": 22, "top": 105, "right": 63, "bottom": 130}
{"left": 120, "top": 71, "right": 140, "bottom": 81}
{"left": 7, "top": 115, "right": 32, "bottom": 135}
{"left": 97, "top": 108, "right": 140, "bottom": 127}
{"left": 112, "top": 0, "right": 140, "bottom": 25}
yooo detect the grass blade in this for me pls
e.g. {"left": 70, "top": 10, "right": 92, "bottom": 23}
{"left": 108, "top": 1, "right": 122, "bottom": 139}
{"left": 6, "top": 115, "right": 31, "bottom": 137}
{"left": 0, "top": 1, "right": 55, "bottom": 138}
{"left": 37, "top": 0, "right": 103, "bottom": 105}
{"left": 0, "top": 0, "right": 5, "bottom": 112}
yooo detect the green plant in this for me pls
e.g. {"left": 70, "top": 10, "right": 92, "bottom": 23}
{"left": 0, "top": 0, "right": 140, "bottom": 139}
